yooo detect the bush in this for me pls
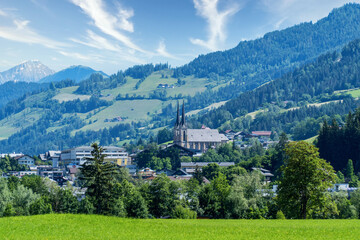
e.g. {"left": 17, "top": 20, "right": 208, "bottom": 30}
{"left": 171, "top": 205, "right": 197, "bottom": 219}
{"left": 276, "top": 210, "right": 286, "bottom": 220}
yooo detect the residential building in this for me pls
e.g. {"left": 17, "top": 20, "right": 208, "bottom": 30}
{"left": 173, "top": 102, "right": 228, "bottom": 152}
{"left": 252, "top": 167, "right": 274, "bottom": 183}
{"left": 15, "top": 155, "right": 35, "bottom": 167}
{"left": 126, "top": 165, "right": 137, "bottom": 175}
{"left": 60, "top": 146, "right": 130, "bottom": 167}
{"left": 251, "top": 131, "right": 272, "bottom": 140}
{"left": 46, "top": 150, "right": 61, "bottom": 168}
{"left": 181, "top": 162, "right": 235, "bottom": 174}
{"left": 224, "top": 130, "right": 238, "bottom": 140}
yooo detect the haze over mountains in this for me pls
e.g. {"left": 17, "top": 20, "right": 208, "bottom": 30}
{"left": 0, "top": 61, "right": 107, "bottom": 84}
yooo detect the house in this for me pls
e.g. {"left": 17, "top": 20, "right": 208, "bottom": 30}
{"left": 224, "top": 130, "right": 238, "bottom": 140}
{"left": 252, "top": 167, "right": 274, "bottom": 183}
{"left": 174, "top": 102, "right": 228, "bottom": 152}
{"left": 15, "top": 155, "right": 35, "bottom": 167}
{"left": 19, "top": 171, "right": 37, "bottom": 177}
{"left": 332, "top": 183, "right": 350, "bottom": 192}
{"left": 137, "top": 168, "right": 156, "bottom": 179}
{"left": 45, "top": 150, "right": 61, "bottom": 168}
{"left": 126, "top": 165, "right": 137, "bottom": 175}
{"left": 37, "top": 165, "right": 64, "bottom": 181}
{"left": 181, "top": 162, "right": 235, "bottom": 174}
{"left": 68, "top": 166, "right": 79, "bottom": 181}
{"left": 251, "top": 131, "right": 272, "bottom": 140}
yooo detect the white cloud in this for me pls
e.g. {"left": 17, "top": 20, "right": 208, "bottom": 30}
{"left": 70, "top": 0, "right": 145, "bottom": 53}
{"left": 156, "top": 40, "right": 179, "bottom": 60}
{"left": 0, "top": 19, "right": 65, "bottom": 49}
{"left": 0, "top": 9, "right": 7, "bottom": 17}
{"left": 190, "top": 0, "right": 240, "bottom": 51}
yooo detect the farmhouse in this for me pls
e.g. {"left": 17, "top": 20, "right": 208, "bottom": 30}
{"left": 251, "top": 131, "right": 272, "bottom": 139}
{"left": 173, "top": 102, "right": 228, "bottom": 152}
{"left": 15, "top": 155, "right": 35, "bottom": 167}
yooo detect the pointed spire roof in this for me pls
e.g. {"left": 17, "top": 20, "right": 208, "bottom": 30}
{"left": 175, "top": 101, "right": 180, "bottom": 126}
{"left": 181, "top": 100, "right": 186, "bottom": 126}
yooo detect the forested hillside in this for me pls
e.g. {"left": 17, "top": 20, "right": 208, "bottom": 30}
{"left": 189, "top": 39, "right": 360, "bottom": 132}
{"left": 178, "top": 3, "right": 360, "bottom": 110}
{"left": 0, "top": 82, "right": 48, "bottom": 108}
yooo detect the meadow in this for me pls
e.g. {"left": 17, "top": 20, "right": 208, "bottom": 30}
{"left": 0, "top": 214, "right": 359, "bottom": 240}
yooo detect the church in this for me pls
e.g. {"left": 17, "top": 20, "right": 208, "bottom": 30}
{"left": 173, "top": 102, "right": 228, "bottom": 152}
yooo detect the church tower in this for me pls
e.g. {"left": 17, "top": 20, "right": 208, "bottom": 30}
{"left": 173, "top": 101, "right": 187, "bottom": 147}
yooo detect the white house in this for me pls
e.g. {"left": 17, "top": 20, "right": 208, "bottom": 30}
{"left": 15, "top": 155, "right": 35, "bottom": 167}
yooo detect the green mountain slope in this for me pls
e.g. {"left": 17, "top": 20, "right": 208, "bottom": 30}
{"left": 181, "top": 3, "right": 360, "bottom": 111}
{"left": 189, "top": 39, "right": 360, "bottom": 138}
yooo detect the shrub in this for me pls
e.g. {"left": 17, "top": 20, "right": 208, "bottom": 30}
{"left": 276, "top": 210, "right": 286, "bottom": 220}
{"left": 171, "top": 205, "right": 197, "bottom": 219}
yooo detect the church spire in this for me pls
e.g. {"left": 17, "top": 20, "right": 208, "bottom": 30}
{"left": 181, "top": 100, "right": 186, "bottom": 126}
{"left": 175, "top": 101, "right": 180, "bottom": 126}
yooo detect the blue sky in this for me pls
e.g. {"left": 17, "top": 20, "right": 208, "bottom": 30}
{"left": 0, "top": 0, "right": 358, "bottom": 74}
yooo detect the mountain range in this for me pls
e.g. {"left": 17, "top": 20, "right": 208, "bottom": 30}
{"left": 39, "top": 65, "right": 108, "bottom": 83}
{"left": 0, "top": 60, "right": 54, "bottom": 83}
{"left": 0, "top": 61, "right": 107, "bottom": 84}
{"left": 1, "top": 4, "right": 360, "bottom": 154}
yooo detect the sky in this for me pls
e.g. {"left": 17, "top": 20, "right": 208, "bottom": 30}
{"left": 0, "top": 0, "right": 359, "bottom": 74}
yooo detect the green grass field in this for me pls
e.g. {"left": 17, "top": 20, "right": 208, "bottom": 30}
{"left": 335, "top": 88, "right": 360, "bottom": 98}
{"left": 1, "top": 214, "right": 360, "bottom": 240}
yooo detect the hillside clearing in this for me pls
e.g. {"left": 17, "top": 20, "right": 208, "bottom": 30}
{"left": 186, "top": 100, "right": 228, "bottom": 116}
{"left": 0, "top": 214, "right": 359, "bottom": 240}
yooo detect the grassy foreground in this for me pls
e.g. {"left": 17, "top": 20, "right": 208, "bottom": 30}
{"left": 0, "top": 215, "right": 359, "bottom": 240}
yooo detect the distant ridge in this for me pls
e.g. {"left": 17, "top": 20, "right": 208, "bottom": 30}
{"left": 0, "top": 60, "right": 54, "bottom": 83}
{"left": 40, "top": 65, "right": 108, "bottom": 83}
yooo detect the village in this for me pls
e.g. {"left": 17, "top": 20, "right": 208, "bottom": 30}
{"left": 0, "top": 103, "right": 354, "bottom": 195}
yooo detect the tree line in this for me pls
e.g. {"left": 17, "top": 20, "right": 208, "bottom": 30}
{"left": 0, "top": 141, "right": 359, "bottom": 220}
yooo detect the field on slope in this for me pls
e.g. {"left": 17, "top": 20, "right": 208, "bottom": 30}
{"left": 1, "top": 214, "right": 359, "bottom": 240}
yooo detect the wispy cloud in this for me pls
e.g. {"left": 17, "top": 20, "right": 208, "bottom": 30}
{"left": 70, "top": 0, "right": 145, "bottom": 53}
{"left": 70, "top": 30, "right": 122, "bottom": 52}
{"left": 0, "top": 18, "right": 65, "bottom": 49}
{"left": 156, "top": 40, "right": 179, "bottom": 60}
{"left": 70, "top": 30, "right": 145, "bottom": 64}
{"left": 0, "top": 9, "right": 7, "bottom": 17}
{"left": 58, "top": 50, "right": 95, "bottom": 61}
{"left": 190, "top": 0, "right": 240, "bottom": 51}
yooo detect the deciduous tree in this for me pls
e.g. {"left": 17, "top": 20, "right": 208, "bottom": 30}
{"left": 277, "top": 141, "right": 336, "bottom": 219}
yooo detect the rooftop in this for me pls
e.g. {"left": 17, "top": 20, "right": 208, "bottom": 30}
{"left": 187, "top": 129, "right": 228, "bottom": 142}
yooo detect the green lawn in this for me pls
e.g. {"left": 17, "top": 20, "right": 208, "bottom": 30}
{"left": 0, "top": 214, "right": 359, "bottom": 240}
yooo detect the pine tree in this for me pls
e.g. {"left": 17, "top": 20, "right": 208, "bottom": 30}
{"left": 80, "top": 143, "right": 118, "bottom": 215}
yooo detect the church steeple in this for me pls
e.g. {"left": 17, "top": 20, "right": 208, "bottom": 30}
{"left": 181, "top": 100, "right": 186, "bottom": 126}
{"left": 175, "top": 101, "right": 180, "bottom": 126}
